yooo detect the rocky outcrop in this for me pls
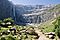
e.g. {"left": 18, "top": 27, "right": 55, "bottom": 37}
{"left": 45, "top": 32, "right": 55, "bottom": 39}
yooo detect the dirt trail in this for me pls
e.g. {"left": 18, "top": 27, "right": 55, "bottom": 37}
{"left": 34, "top": 28, "right": 50, "bottom": 40}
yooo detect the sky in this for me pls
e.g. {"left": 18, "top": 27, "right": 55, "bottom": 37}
{"left": 9, "top": 0, "right": 60, "bottom": 5}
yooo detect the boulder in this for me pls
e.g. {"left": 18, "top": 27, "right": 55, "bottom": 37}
{"left": 45, "top": 32, "right": 55, "bottom": 35}
{"left": 1, "top": 23, "right": 5, "bottom": 26}
{"left": 45, "top": 35, "right": 49, "bottom": 38}
{"left": 20, "top": 30, "right": 26, "bottom": 33}
{"left": 7, "top": 30, "right": 10, "bottom": 33}
{"left": 0, "top": 33, "right": 2, "bottom": 36}
{"left": 6, "top": 22, "right": 11, "bottom": 25}
{"left": 48, "top": 32, "right": 55, "bottom": 35}
{"left": 32, "top": 36, "right": 39, "bottom": 39}
{"left": 9, "top": 27, "right": 16, "bottom": 35}
{"left": 1, "top": 22, "right": 6, "bottom": 27}
{"left": 8, "top": 26, "right": 12, "bottom": 28}
{"left": 49, "top": 35, "right": 54, "bottom": 39}
{"left": 26, "top": 30, "right": 35, "bottom": 35}
{"left": 10, "top": 27, "right": 16, "bottom": 31}
{"left": 45, "top": 32, "right": 55, "bottom": 39}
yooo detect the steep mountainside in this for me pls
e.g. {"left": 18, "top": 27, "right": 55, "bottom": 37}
{"left": 0, "top": 0, "right": 13, "bottom": 20}
{"left": 14, "top": 4, "right": 56, "bottom": 25}
{"left": 14, "top": 5, "right": 45, "bottom": 25}
{"left": 0, "top": 0, "right": 60, "bottom": 25}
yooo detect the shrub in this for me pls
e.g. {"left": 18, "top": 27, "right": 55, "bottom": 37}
{"left": 3, "top": 18, "right": 14, "bottom": 24}
{"left": 0, "top": 37, "right": 6, "bottom": 40}
{"left": 7, "top": 36, "right": 16, "bottom": 40}
{"left": 0, "top": 18, "right": 14, "bottom": 28}
{"left": 55, "top": 26, "right": 60, "bottom": 38}
{"left": 0, "top": 20, "right": 3, "bottom": 25}
{"left": 52, "top": 16, "right": 60, "bottom": 38}
{"left": 41, "top": 24, "right": 55, "bottom": 33}
{"left": 0, "top": 20, "right": 2, "bottom": 24}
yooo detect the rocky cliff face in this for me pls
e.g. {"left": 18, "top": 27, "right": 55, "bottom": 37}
{"left": 0, "top": 0, "right": 13, "bottom": 20}
{"left": 14, "top": 5, "right": 44, "bottom": 25}
{"left": 14, "top": 5, "right": 56, "bottom": 25}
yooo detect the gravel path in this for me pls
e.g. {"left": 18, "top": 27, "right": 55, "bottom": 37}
{"left": 34, "top": 28, "right": 49, "bottom": 40}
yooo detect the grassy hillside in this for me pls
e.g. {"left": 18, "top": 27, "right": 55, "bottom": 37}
{"left": 48, "top": 4, "right": 60, "bottom": 12}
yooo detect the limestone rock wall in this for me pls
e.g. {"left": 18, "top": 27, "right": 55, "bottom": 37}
{"left": 0, "top": 0, "right": 13, "bottom": 20}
